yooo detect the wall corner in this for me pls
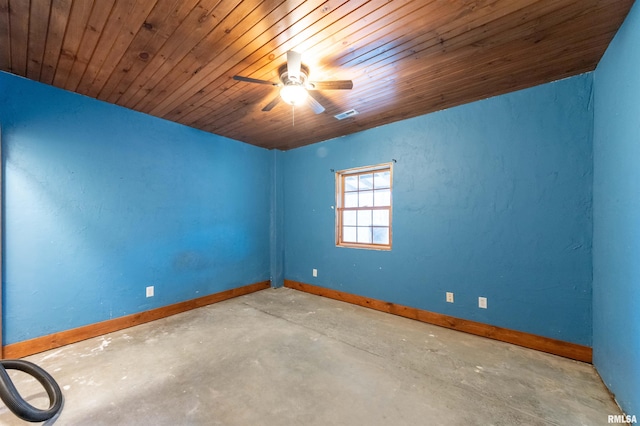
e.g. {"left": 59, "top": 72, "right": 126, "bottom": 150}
{"left": 269, "top": 149, "right": 284, "bottom": 287}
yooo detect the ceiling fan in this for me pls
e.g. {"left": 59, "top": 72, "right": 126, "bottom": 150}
{"left": 233, "top": 51, "right": 353, "bottom": 114}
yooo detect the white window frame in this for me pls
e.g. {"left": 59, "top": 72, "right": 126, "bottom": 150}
{"left": 335, "top": 162, "right": 393, "bottom": 250}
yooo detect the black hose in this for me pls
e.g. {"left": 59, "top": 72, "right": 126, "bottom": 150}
{"left": 0, "top": 359, "right": 63, "bottom": 422}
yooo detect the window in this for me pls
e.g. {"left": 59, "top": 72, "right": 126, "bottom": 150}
{"left": 336, "top": 163, "right": 393, "bottom": 250}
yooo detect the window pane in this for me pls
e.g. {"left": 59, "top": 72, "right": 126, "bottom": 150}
{"left": 343, "top": 226, "right": 357, "bottom": 242}
{"left": 357, "top": 227, "right": 372, "bottom": 243}
{"left": 373, "top": 227, "right": 389, "bottom": 245}
{"left": 343, "top": 210, "right": 357, "bottom": 226}
{"left": 374, "top": 171, "right": 390, "bottom": 189}
{"left": 345, "top": 192, "right": 358, "bottom": 208}
{"left": 359, "top": 190, "right": 373, "bottom": 207}
{"left": 372, "top": 210, "right": 389, "bottom": 226}
{"left": 337, "top": 165, "right": 392, "bottom": 249}
{"left": 345, "top": 176, "right": 358, "bottom": 192}
{"left": 359, "top": 174, "right": 373, "bottom": 190}
{"left": 357, "top": 210, "right": 372, "bottom": 226}
{"left": 374, "top": 189, "right": 390, "bottom": 206}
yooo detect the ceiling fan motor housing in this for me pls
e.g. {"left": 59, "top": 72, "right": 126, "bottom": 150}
{"left": 278, "top": 63, "right": 310, "bottom": 86}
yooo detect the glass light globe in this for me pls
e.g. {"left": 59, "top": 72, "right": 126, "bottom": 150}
{"left": 280, "top": 84, "right": 308, "bottom": 106}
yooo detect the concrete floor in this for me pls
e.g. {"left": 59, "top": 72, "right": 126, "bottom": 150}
{"left": 0, "top": 288, "right": 621, "bottom": 425}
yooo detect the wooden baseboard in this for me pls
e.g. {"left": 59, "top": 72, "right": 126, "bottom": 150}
{"left": 3, "top": 281, "right": 271, "bottom": 359}
{"left": 5, "top": 279, "right": 592, "bottom": 363}
{"left": 284, "top": 279, "right": 592, "bottom": 363}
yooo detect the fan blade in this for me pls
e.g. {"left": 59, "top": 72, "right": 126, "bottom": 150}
{"left": 262, "top": 95, "right": 281, "bottom": 112}
{"left": 306, "top": 90, "right": 340, "bottom": 112}
{"left": 307, "top": 93, "right": 325, "bottom": 114}
{"left": 287, "top": 51, "right": 302, "bottom": 82}
{"left": 308, "top": 80, "right": 353, "bottom": 90}
{"left": 233, "top": 75, "right": 279, "bottom": 86}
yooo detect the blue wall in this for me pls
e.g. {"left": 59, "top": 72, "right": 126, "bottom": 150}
{"left": 0, "top": 70, "right": 597, "bottom": 350}
{"left": 283, "top": 74, "right": 594, "bottom": 346}
{"left": 0, "top": 72, "right": 271, "bottom": 345}
{"left": 593, "top": 1, "right": 640, "bottom": 416}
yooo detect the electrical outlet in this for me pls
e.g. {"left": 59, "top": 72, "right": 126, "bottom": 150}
{"left": 478, "top": 297, "right": 487, "bottom": 309}
{"left": 446, "top": 292, "right": 454, "bottom": 303}
{"left": 146, "top": 286, "right": 154, "bottom": 298}
{"left": 313, "top": 269, "right": 318, "bottom": 277}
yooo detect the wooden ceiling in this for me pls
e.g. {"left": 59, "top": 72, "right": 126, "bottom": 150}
{"left": 0, "top": 0, "right": 634, "bottom": 150}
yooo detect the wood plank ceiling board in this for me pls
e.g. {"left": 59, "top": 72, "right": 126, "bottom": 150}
{"left": 8, "top": 0, "right": 29, "bottom": 76}
{"left": 117, "top": 0, "right": 243, "bottom": 109}
{"left": 0, "top": 0, "right": 634, "bottom": 150}
{"left": 76, "top": 0, "right": 159, "bottom": 97}
{"left": 26, "top": 0, "right": 52, "bottom": 80}
{"left": 0, "top": 0, "right": 11, "bottom": 71}
{"left": 52, "top": 0, "right": 95, "bottom": 87}
{"left": 98, "top": 0, "right": 199, "bottom": 102}
{"left": 64, "top": 0, "right": 118, "bottom": 91}
{"left": 39, "top": 0, "right": 73, "bottom": 84}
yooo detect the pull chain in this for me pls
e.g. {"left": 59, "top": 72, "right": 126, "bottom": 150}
{"left": 292, "top": 104, "right": 295, "bottom": 126}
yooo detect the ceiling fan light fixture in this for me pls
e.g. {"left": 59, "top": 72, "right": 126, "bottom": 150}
{"left": 280, "top": 84, "right": 308, "bottom": 106}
